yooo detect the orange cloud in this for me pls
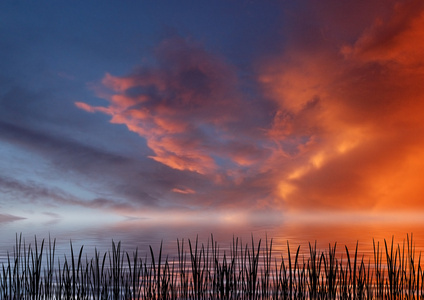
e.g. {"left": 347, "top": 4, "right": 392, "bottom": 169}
{"left": 75, "top": 1, "right": 424, "bottom": 214}
{"left": 343, "top": 0, "right": 424, "bottom": 66}
{"left": 261, "top": 0, "right": 424, "bottom": 212}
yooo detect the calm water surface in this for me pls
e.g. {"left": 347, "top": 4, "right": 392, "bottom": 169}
{"left": 1, "top": 213, "right": 424, "bottom": 265}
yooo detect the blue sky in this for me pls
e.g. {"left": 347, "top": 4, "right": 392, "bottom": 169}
{"left": 2, "top": 1, "right": 424, "bottom": 222}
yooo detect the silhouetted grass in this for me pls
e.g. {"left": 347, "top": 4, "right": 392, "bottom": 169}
{"left": 0, "top": 233, "right": 422, "bottom": 299}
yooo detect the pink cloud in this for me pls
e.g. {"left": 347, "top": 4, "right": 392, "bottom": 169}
{"left": 172, "top": 187, "right": 196, "bottom": 195}
{"left": 76, "top": 36, "right": 270, "bottom": 179}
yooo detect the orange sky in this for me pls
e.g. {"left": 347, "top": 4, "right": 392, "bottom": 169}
{"left": 261, "top": 0, "right": 424, "bottom": 212}
{"left": 72, "top": 0, "right": 424, "bottom": 216}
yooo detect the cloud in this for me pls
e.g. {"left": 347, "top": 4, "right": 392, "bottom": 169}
{"left": 76, "top": 36, "right": 272, "bottom": 178}
{"left": 172, "top": 187, "right": 196, "bottom": 195}
{"left": 0, "top": 120, "right": 259, "bottom": 214}
{"left": 260, "top": 0, "right": 424, "bottom": 212}
{"left": 0, "top": 213, "right": 25, "bottom": 223}
{"left": 0, "top": 174, "right": 135, "bottom": 213}
{"left": 0, "top": 121, "right": 161, "bottom": 210}
{"left": 72, "top": 1, "right": 424, "bottom": 215}
{"left": 343, "top": 0, "right": 424, "bottom": 66}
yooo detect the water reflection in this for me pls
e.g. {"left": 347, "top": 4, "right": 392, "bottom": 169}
{"left": 1, "top": 214, "right": 423, "bottom": 264}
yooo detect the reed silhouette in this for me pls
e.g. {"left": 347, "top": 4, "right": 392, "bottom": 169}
{"left": 0, "top": 233, "right": 421, "bottom": 299}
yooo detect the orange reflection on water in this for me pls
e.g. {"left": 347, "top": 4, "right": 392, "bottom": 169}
{"left": 96, "top": 212, "right": 424, "bottom": 264}
{"left": 269, "top": 213, "right": 424, "bottom": 262}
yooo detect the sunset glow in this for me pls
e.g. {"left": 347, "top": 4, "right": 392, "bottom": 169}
{"left": 1, "top": 1, "right": 424, "bottom": 221}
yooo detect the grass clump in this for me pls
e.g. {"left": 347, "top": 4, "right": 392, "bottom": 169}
{"left": 0, "top": 233, "right": 422, "bottom": 299}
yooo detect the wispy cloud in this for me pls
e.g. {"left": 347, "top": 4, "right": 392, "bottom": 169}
{"left": 0, "top": 213, "right": 25, "bottom": 223}
{"left": 0, "top": 174, "right": 134, "bottom": 213}
{"left": 172, "top": 187, "right": 196, "bottom": 195}
{"left": 0, "top": 121, "right": 157, "bottom": 211}
{"left": 0, "top": 120, "right": 259, "bottom": 214}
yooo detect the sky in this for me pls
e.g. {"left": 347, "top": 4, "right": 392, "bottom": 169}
{"left": 1, "top": 0, "right": 424, "bottom": 222}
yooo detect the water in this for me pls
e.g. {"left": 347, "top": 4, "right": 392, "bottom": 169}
{"left": 1, "top": 212, "right": 423, "bottom": 265}
{"left": 1, "top": 214, "right": 424, "bottom": 299}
